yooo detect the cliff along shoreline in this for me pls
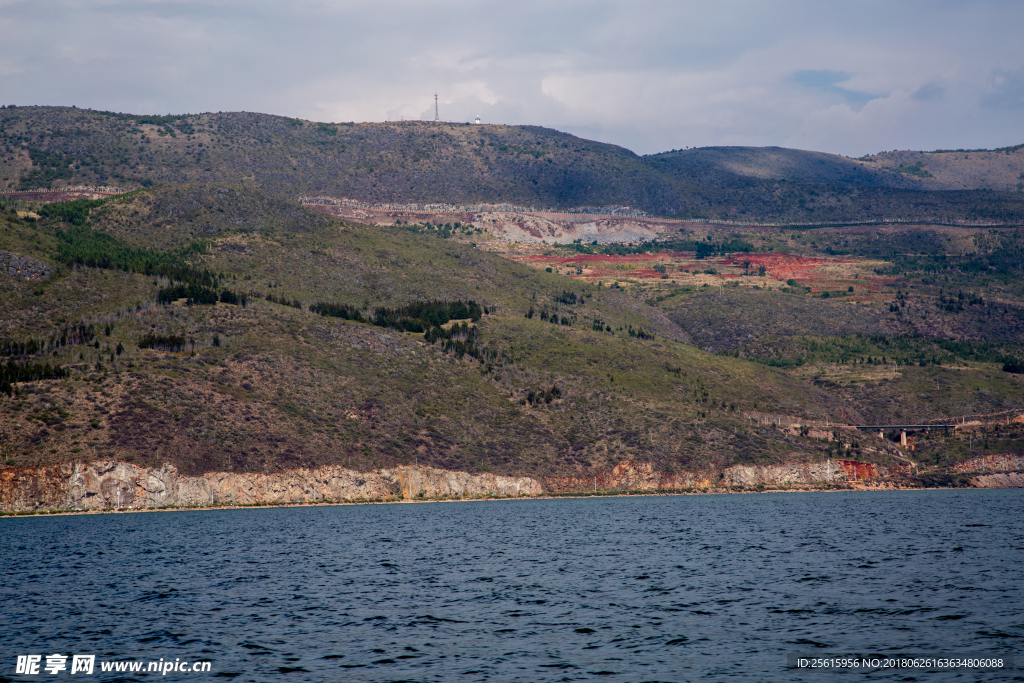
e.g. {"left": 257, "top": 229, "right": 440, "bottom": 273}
{"left": 4, "top": 457, "right": 1022, "bottom": 513}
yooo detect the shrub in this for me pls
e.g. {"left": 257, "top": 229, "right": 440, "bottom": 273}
{"left": 1003, "top": 359, "right": 1024, "bottom": 374}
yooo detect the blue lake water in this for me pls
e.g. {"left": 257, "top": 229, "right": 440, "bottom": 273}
{"left": 1, "top": 489, "right": 1021, "bottom": 682}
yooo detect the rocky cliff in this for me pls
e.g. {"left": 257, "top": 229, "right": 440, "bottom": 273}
{"left": 542, "top": 459, "right": 905, "bottom": 492}
{"left": 972, "top": 472, "right": 1024, "bottom": 488}
{"left": 0, "top": 461, "right": 544, "bottom": 511}
{"left": 0, "top": 457, "right": 936, "bottom": 512}
{"left": 948, "top": 454, "right": 1024, "bottom": 488}
{"left": 950, "top": 453, "right": 1024, "bottom": 474}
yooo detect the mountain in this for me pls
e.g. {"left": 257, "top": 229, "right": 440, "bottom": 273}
{"left": 2, "top": 185, "right": 868, "bottom": 482}
{"left": 1, "top": 109, "right": 1023, "bottom": 510}
{"left": 2, "top": 106, "right": 1023, "bottom": 223}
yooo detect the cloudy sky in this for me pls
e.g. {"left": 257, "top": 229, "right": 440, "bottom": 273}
{"left": 1, "top": 0, "right": 1022, "bottom": 156}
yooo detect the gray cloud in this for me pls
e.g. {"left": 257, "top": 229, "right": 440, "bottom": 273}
{"left": 790, "top": 70, "right": 876, "bottom": 106}
{"left": 982, "top": 68, "right": 1024, "bottom": 110}
{"left": 911, "top": 82, "right": 945, "bottom": 102}
{"left": 0, "top": 0, "right": 1022, "bottom": 156}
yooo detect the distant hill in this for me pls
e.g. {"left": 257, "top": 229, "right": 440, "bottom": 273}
{"left": 861, "top": 146, "right": 1024, "bottom": 192}
{"left": 1, "top": 106, "right": 1023, "bottom": 223}
{"left": 644, "top": 147, "right": 1024, "bottom": 224}
{"left": 648, "top": 146, "right": 919, "bottom": 188}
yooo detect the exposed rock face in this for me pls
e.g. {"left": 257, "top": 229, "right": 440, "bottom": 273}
{"left": 0, "top": 463, "right": 76, "bottom": 510}
{"left": 952, "top": 455, "right": 1024, "bottom": 489}
{"left": 396, "top": 467, "right": 543, "bottom": 499}
{"left": 951, "top": 454, "right": 1024, "bottom": 473}
{"left": 544, "top": 460, "right": 715, "bottom": 492}
{"left": 723, "top": 459, "right": 906, "bottom": 485}
{"left": 972, "top": 472, "right": 1024, "bottom": 488}
{"left": 308, "top": 204, "right": 673, "bottom": 245}
{"left": 0, "top": 461, "right": 543, "bottom": 511}
{"left": 1, "top": 456, "right": 1010, "bottom": 512}
{"left": 543, "top": 459, "right": 904, "bottom": 492}
{"left": 0, "top": 250, "right": 52, "bottom": 281}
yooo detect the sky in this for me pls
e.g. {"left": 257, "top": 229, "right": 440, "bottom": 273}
{"left": 1, "top": 0, "right": 1022, "bottom": 157}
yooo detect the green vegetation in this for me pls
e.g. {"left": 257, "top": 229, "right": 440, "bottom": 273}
{"left": 54, "top": 224, "right": 185, "bottom": 273}
{"left": 894, "top": 162, "right": 934, "bottom": 178}
{"left": 395, "top": 220, "right": 478, "bottom": 239}
{"left": 38, "top": 197, "right": 111, "bottom": 225}
{"left": 308, "top": 302, "right": 362, "bottom": 320}
{"left": 20, "top": 148, "right": 73, "bottom": 189}
{"left": 375, "top": 300, "right": 482, "bottom": 329}
{"left": 731, "top": 334, "right": 1023, "bottom": 370}
{"left": 928, "top": 143, "right": 1024, "bottom": 154}
{"left": 1004, "top": 359, "right": 1024, "bottom": 374}
{"left": 49, "top": 221, "right": 249, "bottom": 308}
{"left": 311, "top": 298, "right": 489, "bottom": 358}
{"left": 1, "top": 360, "right": 68, "bottom": 396}
{"left": 137, "top": 333, "right": 188, "bottom": 352}
{"left": 1, "top": 324, "right": 97, "bottom": 359}
{"left": 311, "top": 299, "right": 482, "bottom": 330}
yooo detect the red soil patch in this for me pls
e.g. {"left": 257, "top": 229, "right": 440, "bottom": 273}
{"left": 837, "top": 460, "right": 879, "bottom": 480}
{"left": 717, "top": 253, "right": 846, "bottom": 281}
{"left": 516, "top": 250, "right": 895, "bottom": 291}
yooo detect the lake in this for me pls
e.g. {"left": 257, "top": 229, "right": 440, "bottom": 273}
{"left": 1, "top": 489, "right": 1021, "bottom": 681}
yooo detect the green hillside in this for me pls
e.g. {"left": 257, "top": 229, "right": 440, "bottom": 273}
{"left": 2, "top": 186, "right": 885, "bottom": 478}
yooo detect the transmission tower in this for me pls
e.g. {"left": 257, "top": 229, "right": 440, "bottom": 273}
{"left": 434, "top": 93, "right": 439, "bottom": 122}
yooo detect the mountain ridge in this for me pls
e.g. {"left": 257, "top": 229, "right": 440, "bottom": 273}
{"left": 2, "top": 106, "right": 1022, "bottom": 223}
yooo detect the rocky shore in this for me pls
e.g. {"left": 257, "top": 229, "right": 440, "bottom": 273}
{"left": 3, "top": 456, "right": 1020, "bottom": 513}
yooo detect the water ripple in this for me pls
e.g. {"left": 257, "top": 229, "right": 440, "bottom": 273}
{"left": 1, "top": 489, "right": 1021, "bottom": 681}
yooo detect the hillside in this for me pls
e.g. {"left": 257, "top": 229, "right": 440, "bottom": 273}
{"left": 650, "top": 144, "right": 1024, "bottom": 193}
{"left": 3, "top": 185, "right": 888, "bottom": 483}
{"left": 645, "top": 148, "right": 1024, "bottom": 223}
{"left": 648, "top": 146, "right": 919, "bottom": 188}
{"left": 2, "top": 106, "right": 1023, "bottom": 223}
{"left": 862, "top": 146, "right": 1024, "bottom": 192}
{"left": 3, "top": 184, "right": 1023, "bottom": 488}
{"left": 1, "top": 104, "right": 1023, "bottom": 500}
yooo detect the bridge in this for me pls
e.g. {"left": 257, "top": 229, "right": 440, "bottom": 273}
{"left": 850, "top": 425, "right": 959, "bottom": 431}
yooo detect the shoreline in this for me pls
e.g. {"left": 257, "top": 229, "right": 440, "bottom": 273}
{"left": 7, "top": 459, "right": 1017, "bottom": 516}
{"left": 2, "top": 481, "right": 1012, "bottom": 519}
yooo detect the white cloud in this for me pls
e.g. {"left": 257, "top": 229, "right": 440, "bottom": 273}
{"left": 0, "top": 0, "right": 1021, "bottom": 156}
